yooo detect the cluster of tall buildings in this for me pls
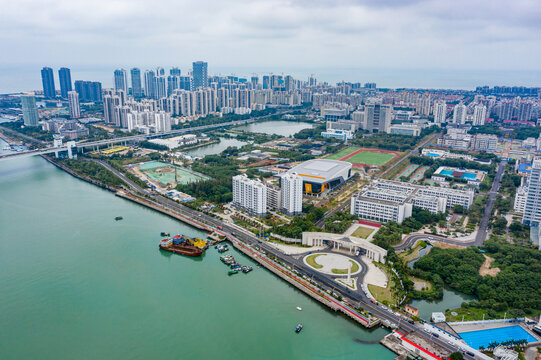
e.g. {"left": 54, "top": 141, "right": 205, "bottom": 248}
{"left": 232, "top": 172, "right": 303, "bottom": 218}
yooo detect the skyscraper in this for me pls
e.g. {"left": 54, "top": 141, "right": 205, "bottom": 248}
{"left": 191, "top": 61, "right": 208, "bottom": 90}
{"left": 452, "top": 102, "right": 467, "bottom": 124}
{"left": 523, "top": 159, "right": 541, "bottom": 227}
{"left": 74, "top": 81, "right": 102, "bottom": 102}
{"left": 170, "top": 67, "right": 181, "bottom": 76}
{"left": 473, "top": 104, "right": 487, "bottom": 126}
{"left": 113, "top": 69, "right": 128, "bottom": 92}
{"left": 58, "top": 67, "right": 72, "bottom": 99}
{"left": 41, "top": 67, "right": 56, "bottom": 98}
{"left": 144, "top": 70, "right": 156, "bottom": 98}
{"left": 21, "top": 93, "right": 39, "bottom": 126}
{"left": 130, "top": 68, "right": 143, "bottom": 97}
{"left": 433, "top": 100, "right": 447, "bottom": 124}
{"left": 68, "top": 91, "right": 80, "bottom": 118}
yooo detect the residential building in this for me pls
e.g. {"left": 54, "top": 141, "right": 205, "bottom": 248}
{"left": 130, "top": 68, "right": 143, "bottom": 97}
{"left": 452, "top": 102, "right": 466, "bottom": 124}
{"left": 144, "top": 70, "right": 156, "bottom": 98}
{"left": 21, "top": 93, "right": 39, "bottom": 126}
{"left": 472, "top": 104, "right": 487, "bottom": 126}
{"left": 74, "top": 81, "right": 102, "bottom": 102}
{"left": 113, "top": 69, "right": 128, "bottom": 92}
{"left": 514, "top": 186, "right": 528, "bottom": 213}
{"left": 192, "top": 61, "right": 208, "bottom": 90}
{"left": 67, "top": 91, "right": 80, "bottom": 118}
{"left": 58, "top": 67, "right": 72, "bottom": 99}
{"left": 281, "top": 172, "right": 303, "bottom": 215}
{"left": 472, "top": 134, "right": 498, "bottom": 151}
{"left": 523, "top": 159, "right": 541, "bottom": 226}
{"left": 232, "top": 174, "right": 267, "bottom": 217}
{"left": 433, "top": 100, "right": 447, "bottom": 124}
{"left": 41, "top": 67, "right": 56, "bottom": 98}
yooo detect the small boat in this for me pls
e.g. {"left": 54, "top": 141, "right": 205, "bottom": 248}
{"left": 296, "top": 307, "right": 302, "bottom": 311}
{"left": 241, "top": 266, "right": 253, "bottom": 273}
{"left": 295, "top": 324, "right": 303, "bottom": 333}
{"left": 160, "top": 232, "right": 170, "bottom": 237}
{"left": 115, "top": 216, "right": 123, "bottom": 221}
{"left": 228, "top": 269, "right": 238, "bottom": 275}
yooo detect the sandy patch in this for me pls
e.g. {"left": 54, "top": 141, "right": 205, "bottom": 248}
{"left": 433, "top": 242, "right": 466, "bottom": 249}
{"left": 479, "top": 255, "right": 500, "bottom": 277}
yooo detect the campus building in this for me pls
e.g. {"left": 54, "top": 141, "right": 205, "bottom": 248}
{"left": 350, "top": 180, "right": 474, "bottom": 224}
{"left": 286, "top": 159, "right": 352, "bottom": 195}
{"left": 232, "top": 174, "right": 267, "bottom": 217}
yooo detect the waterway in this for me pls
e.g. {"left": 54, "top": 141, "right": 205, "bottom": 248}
{"left": 185, "top": 137, "right": 248, "bottom": 157}
{"left": 0, "top": 139, "right": 394, "bottom": 360}
{"left": 233, "top": 120, "right": 313, "bottom": 137}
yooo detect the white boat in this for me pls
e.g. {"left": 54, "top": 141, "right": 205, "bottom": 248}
{"left": 296, "top": 307, "right": 302, "bottom": 311}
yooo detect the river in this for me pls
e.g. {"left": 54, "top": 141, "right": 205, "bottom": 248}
{"left": 0, "top": 138, "right": 394, "bottom": 360}
{"left": 233, "top": 120, "right": 314, "bottom": 137}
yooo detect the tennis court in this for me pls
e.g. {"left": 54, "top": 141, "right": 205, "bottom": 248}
{"left": 137, "top": 161, "right": 209, "bottom": 185}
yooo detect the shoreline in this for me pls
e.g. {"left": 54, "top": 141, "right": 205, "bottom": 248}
{"left": 41, "top": 154, "right": 383, "bottom": 331}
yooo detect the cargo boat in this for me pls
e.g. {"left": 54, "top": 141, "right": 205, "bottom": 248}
{"left": 159, "top": 235, "right": 205, "bottom": 257}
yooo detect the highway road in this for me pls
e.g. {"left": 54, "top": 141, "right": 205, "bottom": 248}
{"left": 0, "top": 110, "right": 288, "bottom": 161}
{"left": 474, "top": 160, "right": 507, "bottom": 246}
{"left": 91, "top": 158, "right": 474, "bottom": 358}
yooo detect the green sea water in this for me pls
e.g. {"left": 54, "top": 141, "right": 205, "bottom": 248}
{"left": 0, "top": 149, "right": 394, "bottom": 359}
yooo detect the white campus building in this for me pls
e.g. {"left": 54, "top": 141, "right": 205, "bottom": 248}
{"left": 350, "top": 180, "right": 474, "bottom": 224}
{"left": 232, "top": 174, "right": 267, "bottom": 217}
{"left": 281, "top": 172, "right": 303, "bottom": 215}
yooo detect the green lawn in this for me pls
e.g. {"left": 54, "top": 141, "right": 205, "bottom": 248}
{"left": 347, "top": 151, "right": 396, "bottom": 166}
{"left": 368, "top": 284, "right": 392, "bottom": 304}
{"left": 326, "top": 146, "right": 360, "bottom": 160}
{"left": 331, "top": 260, "right": 360, "bottom": 274}
{"left": 352, "top": 226, "right": 375, "bottom": 239}
{"left": 305, "top": 254, "right": 324, "bottom": 269}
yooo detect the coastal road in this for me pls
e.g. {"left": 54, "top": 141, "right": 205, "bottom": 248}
{"left": 89, "top": 159, "right": 473, "bottom": 358}
{"left": 473, "top": 160, "right": 507, "bottom": 246}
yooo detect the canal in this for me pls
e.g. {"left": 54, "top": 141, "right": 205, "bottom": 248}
{"left": 233, "top": 120, "right": 314, "bottom": 137}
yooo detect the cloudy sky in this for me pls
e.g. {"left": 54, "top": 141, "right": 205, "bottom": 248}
{"left": 0, "top": 0, "right": 540, "bottom": 89}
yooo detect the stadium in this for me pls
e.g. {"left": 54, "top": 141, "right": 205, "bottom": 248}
{"left": 286, "top": 159, "right": 352, "bottom": 194}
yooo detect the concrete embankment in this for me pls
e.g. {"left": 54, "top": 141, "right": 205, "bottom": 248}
{"left": 115, "top": 190, "right": 210, "bottom": 231}
{"left": 227, "top": 236, "right": 380, "bottom": 328}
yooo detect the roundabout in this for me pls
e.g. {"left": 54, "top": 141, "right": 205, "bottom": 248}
{"left": 303, "top": 253, "right": 362, "bottom": 276}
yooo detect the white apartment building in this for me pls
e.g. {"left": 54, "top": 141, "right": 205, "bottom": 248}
{"left": 266, "top": 185, "right": 282, "bottom": 211}
{"left": 514, "top": 186, "right": 528, "bottom": 214}
{"left": 281, "top": 172, "right": 303, "bottom": 215}
{"left": 350, "top": 180, "right": 474, "bottom": 224}
{"left": 452, "top": 102, "right": 466, "bottom": 124}
{"left": 472, "top": 104, "right": 487, "bottom": 126}
{"left": 232, "top": 174, "right": 267, "bottom": 217}
{"left": 523, "top": 159, "right": 541, "bottom": 226}
{"left": 433, "top": 100, "right": 447, "bottom": 124}
{"left": 67, "top": 91, "right": 80, "bottom": 118}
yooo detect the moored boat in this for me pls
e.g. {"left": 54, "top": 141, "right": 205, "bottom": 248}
{"left": 159, "top": 235, "right": 204, "bottom": 257}
{"left": 228, "top": 269, "right": 238, "bottom": 275}
{"left": 295, "top": 324, "right": 303, "bottom": 333}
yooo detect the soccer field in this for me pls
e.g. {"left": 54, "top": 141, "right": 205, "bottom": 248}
{"left": 327, "top": 147, "right": 399, "bottom": 167}
{"left": 346, "top": 151, "right": 396, "bottom": 166}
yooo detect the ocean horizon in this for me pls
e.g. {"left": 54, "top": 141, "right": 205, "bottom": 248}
{"left": 1, "top": 64, "right": 540, "bottom": 94}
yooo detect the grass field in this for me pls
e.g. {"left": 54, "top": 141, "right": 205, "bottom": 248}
{"left": 352, "top": 226, "right": 375, "bottom": 239}
{"left": 326, "top": 146, "right": 399, "bottom": 167}
{"left": 305, "top": 254, "right": 323, "bottom": 269}
{"left": 331, "top": 260, "right": 360, "bottom": 274}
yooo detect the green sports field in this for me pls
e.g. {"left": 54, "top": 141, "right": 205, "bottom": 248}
{"left": 326, "top": 146, "right": 399, "bottom": 167}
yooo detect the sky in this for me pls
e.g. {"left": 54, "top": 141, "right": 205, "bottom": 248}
{"left": 0, "top": 0, "right": 540, "bottom": 90}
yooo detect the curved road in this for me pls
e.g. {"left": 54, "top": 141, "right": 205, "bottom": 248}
{"left": 90, "top": 158, "right": 475, "bottom": 359}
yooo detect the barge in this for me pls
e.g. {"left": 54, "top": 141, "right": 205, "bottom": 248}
{"left": 159, "top": 235, "right": 205, "bottom": 257}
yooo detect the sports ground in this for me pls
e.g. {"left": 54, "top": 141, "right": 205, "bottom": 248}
{"left": 134, "top": 161, "right": 210, "bottom": 186}
{"left": 327, "top": 146, "right": 400, "bottom": 168}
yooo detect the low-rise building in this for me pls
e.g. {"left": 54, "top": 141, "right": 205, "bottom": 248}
{"left": 388, "top": 123, "right": 422, "bottom": 136}
{"left": 321, "top": 128, "right": 353, "bottom": 141}
{"left": 350, "top": 180, "right": 474, "bottom": 224}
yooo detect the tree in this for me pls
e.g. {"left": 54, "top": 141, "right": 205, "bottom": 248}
{"left": 450, "top": 352, "right": 464, "bottom": 360}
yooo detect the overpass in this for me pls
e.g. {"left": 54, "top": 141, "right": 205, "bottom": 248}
{"left": 0, "top": 115, "right": 271, "bottom": 162}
